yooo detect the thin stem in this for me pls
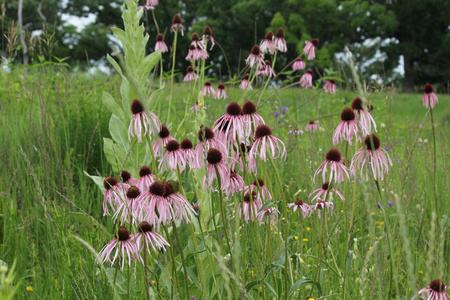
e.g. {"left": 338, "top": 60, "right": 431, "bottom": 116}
{"left": 162, "top": 225, "right": 183, "bottom": 298}
{"left": 144, "top": 245, "right": 150, "bottom": 300}
{"left": 256, "top": 51, "right": 278, "bottom": 106}
{"left": 172, "top": 222, "right": 190, "bottom": 300}
{"left": 127, "top": 263, "right": 130, "bottom": 300}
{"left": 429, "top": 106, "right": 438, "bottom": 208}
{"left": 167, "top": 28, "right": 178, "bottom": 122}
{"left": 112, "top": 262, "right": 119, "bottom": 298}
{"left": 214, "top": 166, "right": 233, "bottom": 261}
{"left": 210, "top": 188, "right": 223, "bottom": 248}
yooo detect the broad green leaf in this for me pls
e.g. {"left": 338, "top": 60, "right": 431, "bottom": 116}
{"left": 103, "top": 137, "right": 128, "bottom": 172}
{"left": 102, "top": 92, "right": 125, "bottom": 121}
{"left": 109, "top": 114, "right": 128, "bottom": 150}
{"left": 288, "top": 278, "right": 322, "bottom": 296}
{"left": 107, "top": 54, "right": 123, "bottom": 76}
{"left": 83, "top": 171, "right": 105, "bottom": 193}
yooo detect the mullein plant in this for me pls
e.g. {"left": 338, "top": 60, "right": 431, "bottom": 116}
{"left": 85, "top": 1, "right": 409, "bottom": 299}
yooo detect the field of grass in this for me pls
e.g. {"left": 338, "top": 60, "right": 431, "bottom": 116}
{"left": 1, "top": 1, "right": 449, "bottom": 299}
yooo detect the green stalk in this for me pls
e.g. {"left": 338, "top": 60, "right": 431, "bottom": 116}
{"left": 429, "top": 106, "right": 438, "bottom": 209}
{"left": 171, "top": 222, "right": 190, "bottom": 300}
{"left": 162, "top": 225, "right": 183, "bottom": 298}
{"left": 143, "top": 244, "right": 150, "bottom": 300}
{"left": 167, "top": 28, "right": 178, "bottom": 122}
{"left": 256, "top": 51, "right": 278, "bottom": 106}
{"left": 214, "top": 165, "right": 233, "bottom": 261}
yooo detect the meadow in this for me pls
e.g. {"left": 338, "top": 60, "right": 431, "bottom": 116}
{"left": 1, "top": 1, "right": 449, "bottom": 299}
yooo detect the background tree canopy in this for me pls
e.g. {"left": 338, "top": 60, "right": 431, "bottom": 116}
{"left": 1, "top": 0, "right": 449, "bottom": 92}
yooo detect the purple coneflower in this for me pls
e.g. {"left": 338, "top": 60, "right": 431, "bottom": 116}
{"left": 183, "top": 66, "right": 199, "bottom": 82}
{"left": 121, "top": 170, "right": 138, "bottom": 186}
{"left": 164, "top": 181, "right": 196, "bottom": 224}
{"left": 251, "top": 178, "right": 272, "bottom": 201}
{"left": 242, "top": 100, "right": 265, "bottom": 139}
{"left": 257, "top": 60, "right": 276, "bottom": 78}
{"left": 181, "top": 138, "right": 197, "bottom": 169}
{"left": 313, "top": 148, "right": 350, "bottom": 184}
{"left": 260, "top": 31, "right": 276, "bottom": 55}
{"left": 214, "top": 83, "right": 228, "bottom": 99}
{"left": 203, "top": 148, "right": 230, "bottom": 190}
{"left": 231, "top": 143, "right": 257, "bottom": 174}
{"left": 240, "top": 74, "right": 253, "bottom": 91}
{"left": 96, "top": 227, "right": 140, "bottom": 270}
{"left": 159, "top": 140, "right": 186, "bottom": 172}
{"left": 225, "top": 170, "right": 245, "bottom": 197}
{"left": 350, "top": 134, "right": 393, "bottom": 181}
{"left": 300, "top": 69, "right": 313, "bottom": 88}
{"left": 323, "top": 79, "right": 336, "bottom": 94}
{"left": 305, "top": 120, "right": 320, "bottom": 133}
{"left": 139, "top": 181, "right": 172, "bottom": 226}
{"left": 103, "top": 177, "right": 129, "bottom": 216}
{"left": 245, "top": 45, "right": 264, "bottom": 68}
{"left": 309, "top": 182, "right": 345, "bottom": 202}
{"left": 249, "top": 125, "right": 286, "bottom": 161}
{"left": 288, "top": 128, "right": 304, "bottom": 136}
{"left": 170, "top": 14, "right": 184, "bottom": 36}
{"left": 201, "top": 26, "right": 215, "bottom": 50}
{"left": 185, "top": 45, "right": 198, "bottom": 61}
{"left": 292, "top": 58, "right": 305, "bottom": 70}
{"left": 333, "top": 107, "right": 366, "bottom": 146}
{"left": 257, "top": 207, "right": 280, "bottom": 226}
{"left": 418, "top": 279, "right": 448, "bottom": 300}
{"left": 128, "top": 99, "right": 161, "bottom": 143}
{"left": 239, "top": 191, "right": 262, "bottom": 222}
{"left": 313, "top": 201, "right": 334, "bottom": 218}
{"left": 154, "top": 33, "right": 168, "bottom": 53}
{"left": 274, "top": 27, "right": 287, "bottom": 52}
{"left": 138, "top": 0, "right": 158, "bottom": 10}
{"left": 351, "top": 97, "right": 377, "bottom": 133}
{"left": 202, "top": 81, "right": 215, "bottom": 96}
{"left": 190, "top": 32, "right": 204, "bottom": 50}
{"left": 195, "top": 127, "right": 227, "bottom": 168}
{"left": 136, "top": 166, "right": 156, "bottom": 192}
{"left": 213, "top": 101, "right": 244, "bottom": 146}
{"left": 423, "top": 83, "right": 438, "bottom": 109}
{"left": 190, "top": 102, "right": 200, "bottom": 112}
{"left": 112, "top": 186, "right": 141, "bottom": 225}
{"left": 287, "top": 200, "right": 312, "bottom": 218}
{"left": 133, "top": 221, "right": 170, "bottom": 255}
{"left": 152, "top": 125, "right": 175, "bottom": 158}
{"left": 304, "top": 38, "right": 319, "bottom": 60}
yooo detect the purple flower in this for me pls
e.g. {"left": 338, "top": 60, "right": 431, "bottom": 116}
{"left": 383, "top": 145, "right": 390, "bottom": 152}
{"left": 274, "top": 111, "right": 280, "bottom": 118}
{"left": 387, "top": 201, "right": 393, "bottom": 208}
{"left": 396, "top": 158, "right": 402, "bottom": 163}
{"left": 281, "top": 106, "right": 288, "bottom": 114}
{"left": 377, "top": 201, "right": 382, "bottom": 209}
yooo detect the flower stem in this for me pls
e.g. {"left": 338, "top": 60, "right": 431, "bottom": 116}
{"left": 162, "top": 225, "right": 183, "bottom": 298}
{"left": 171, "top": 222, "right": 190, "bottom": 300}
{"left": 214, "top": 166, "right": 233, "bottom": 262}
{"left": 167, "top": 28, "right": 178, "bottom": 122}
{"left": 143, "top": 245, "right": 150, "bottom": 300}
{"left": 429, "top": 107, "right": 438, "bottom": 209}
{"left": 256, "top": 51, "right": 277, "bottom": 106}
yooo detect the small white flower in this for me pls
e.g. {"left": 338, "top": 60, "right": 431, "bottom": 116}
{"left": 380, "top": 123, "right": 386, "bottom": 129}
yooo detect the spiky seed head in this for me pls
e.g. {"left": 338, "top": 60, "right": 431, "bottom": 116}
{"left": 242, "top": 101, "right": 257, "bottom": 115}
{"left": 326, "top": 148, "right": 342, "bottom": 162}
{"left": 149, "top": 181, "right": 166, "bottom": 196}
{"left": 424, "top": 83, "right": 434, "bottom": 94}
{"left": 180, "top": 138, "right": 193, "bottom": 150}
{"left": 226, "top": 101, "right": 242, "bottom": 116}
{"left": 203, "top": 26, "right": 212, "bottom": 36}
{"left": 166, "top": 140, "right": 180, "bottom": 152}
{"left": 117, "top": 226, "right": 130, "bottom": 241}
{"left": 311, "top": 38, "right": 319, "bottom": 46}
{"left": 172, "top": 14, "right": 182, "bottom": 24}
{"left": 340, "top": 107, "right": 355, "bottom": 121}
{"left": 139, "top": 166, "right": 152, "bottom": 177}
{"left": 275, "top": 27, "right": 285, "bottom": 38}
{"left": 251, "top": 45, "right": 261, "bottom": 56}
{"left": 127, "top": 186, "right": 140, "bottom": 199}
{"left": 264, "top": 31, "right": 274, "bottom": 40}
{"left": 255, "top": 125, "right": 272, "bottom": 139}
{"left": 198, "top": 127, "right": 214, "bottom": 142}
{"left": 131, "top": 99, "right": 144, "bottom": 114}
{"left": 364, "top": 134, "right": 381, "bottom": 150}
{"left": 104, "top": 177, "right": 118, "bottom": 190}
{"left": 138, "top": 221, "right": 153, "bottom": 233}
{"left": 159, "top": 125, "right": 170, "bottom": 138}
{"left": 206, "top": 148, "right": 222, "bottom": 164}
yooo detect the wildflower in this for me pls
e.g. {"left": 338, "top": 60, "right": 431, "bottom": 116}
{"left": 287, "top": 200, "right": 312, "bottom": 218}
{"left": 257, "top": 207, "right": 281, "bottom": 226}
{"left": 242, "top": 101, "right": 265, "bottom": 139}
{"left": 128, "top": 99, "right": 161, "bottom": 143}
{"left": 138, "top": 0, "right": 158, "bottom": 10}
{"left": 350, "top": 134, "right": 393, "bottom": 181}
{"left": 257, "top": 60, "right": 276, "bottom": 77}
{"left": 226, "top": 170, "right": 245, "bottom": 197}
{"left": 300, "top": 69, "right": 313, "bottom": 88}
{"left": 245, "top": 45, "right": 264, "bottom": 68}
{"left": 190, "top": 102, "right": 200, "bottom": 112}
{"left": 195, "top": 127, "right": 227, "bottom": 168}
{"left": 112, "top": 186, "right": 141, "bottom": 225}
{"left": 305, "top": 120, "right": 320, "bottom": 133}
{"left": 214, "top": 83, "right": 228, "bottom": 99}
{"left": 323, "top": 79, "right": 336, "bottom": 94}
{"left": 185, "top": 45, "right": 198, "bottom": 61}
{"left": 251, "top": 178, "right": 272, "bottom": 201}
{"left": 203, "top": 148, "right": 230, "bottom": 190}
{"left": 240, "top": 74, "right": 253, "bottom": 91}
{"left": 423, "top": 83, "right": 438, "bottom": 109}
{"left": 304, "top": 38, "right": 319, "bottom": 60}
{"left": 281, "top": 106, "right": 288, "bottom": 115}
{"left": 202, "top": 25, "right": 215, "bottom": 50}
{"left": 170, "top": 14, "right": 184, "bottom": 36}
{"left": 26, "top": 286, "right": 33, "bottom": 292}
{"left": 274, "top": 27, "right": 287, "bottom": 52}
{"left": 152, "top": 125, "right": 175, "bottom": 158}
{"left": 386, "top": 200, "right": 393, "bottom": 208}
{"left": 288, "top": 128, "right": 304, "bottom": 136}
{"left": 138, "top": 181, "right": 168, "bottom": 225}
{"left": 136, "top": 166, "right": 156, "bottom": 192}
{"left": 183, "top": 66, "right": 198, "bottom": 82}
{"left": 274, "top": 111, "right": 280, "bottom": 118}
{"left": 333, "top": 107, "right": 366, "bottom": 146}
{"left": 202, "top": 81, "right": 215, "bottom": 96}
{"left": 249, "top": 125, "right": 286, "bottom": 161}
{"left": 189, "top": 32, "right": 204, "bottom": 50}
{"left": 313, "top": 148, "right": 350, "bottom": 184}
{"left": 154, "top": 33, "right": 168, "bottom": 52}
{"left": 351, "top": 97, "right": 377, "bottom": 133}
{"left": 309, "top": 182, "right": 345, "bottom": 202}
{"left": 418, "top": 279, "right": 448, "bottom": 300}
{"left": 96, "top": 226, "right": 140, "bottom": 270}
{"left": 164, "top": 181, "right": 196, "bottom": 224}
{"left": 377, "top": 201, "right": 382, "bottom": 209}
{"left": 159, "top": 140, "right": 186, "bottom": 172}
{"left": 303, "top": 239, "right": 309, "bottom": 242}
{"left": 133, "top": 222, "right": 170, "bottom": 256}
{"left": 213, "top": 101, "right": 244, "bottom": 147}
{"left": 181, "top": 138, "right": 197, "bottom": 169}
{"left": 313, "top": 201, "right": 334, "bottom": 218}
{"left": 239, "top": 191, "right": 262, "bottom": 222}
{"left": 292, "top": 58, "right": 305, "bottom": 70}
{"left": 260, "top": 31, "right": 276, "bottom": 55}
{"left": 103, "top": 177, "right": 129, "bottom": 216}
{"left": 121, "top": 170, "right": 138, "bottom": 186}
{"left": 231, "top": 143, "right": 257, "bottom": 174}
